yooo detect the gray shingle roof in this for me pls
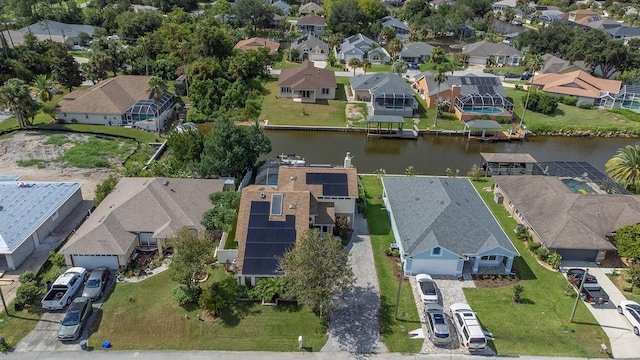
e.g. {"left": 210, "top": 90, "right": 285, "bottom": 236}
{"left": 272, "top": 0, "right": 291, "bottom": 12}
{"left": 18, "top": 20, "right": 96, "bottom": 38}
{"left": 462, "top": 41, "right": 522, "bottom": 58}
{"left": 381, "top": 16, "right": 409, "bottom": 32}
{"left": 350, "top": 73, "right": 413, "bottom": 97}
{"left": 291, "top": 34, "right": 329, "bottom": 54}
{"left": 0, "top": 181, "right": 82, "bottom": 253}
{"left": 339, "top": 33, "right": 380, "bottom": 54}
{"left": 400, "top": 42, "right": 435, "bottom": 58}
{"left": 382, "top": 176, "right": 518, "bottom": 258}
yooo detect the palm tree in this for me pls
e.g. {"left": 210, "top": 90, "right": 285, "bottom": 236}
{"left": 147, "top": 77, "right": 168, "bottom": 134}
{"left": 31, "top": 74, "right": 55, "bottom": 102}
{"left": 433, "top": 63, "right": 449, "bottom": 128}
{"left": 391, "top": 60, "right": 408, "bottom": 76}
{"left": 606, "top": 145, "right": 640, "bottom": 192}
{"left": 0, "top": 78, "right": 39, "bottom": 128}
{"left": 387, "top": 38, "right": 403, "bottom": 60}
{"left": 429, "top": 46, "right": 445, "bottom": 64}
{"left": 138, "top": 36, "right": 150, "bottom": 76}
{"left": 361, "top": 59, "right": 371, "bottom": 74}
{"left": 520, "top": 52, "right": 544, "bottom": 134}
{"left": 348, "top": 58, "right": 361, "bottom": 76}
{"left": 177, "top": 40, "right": 191, "bottom": 97}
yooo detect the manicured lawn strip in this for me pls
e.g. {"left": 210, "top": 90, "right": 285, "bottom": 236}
{"left": 271, "top": 61, "right": 302, "bottom": 70}
{"left": 92, "top": 269, "right": 327, "bottom": 351}
{"left": 259, "top": 76, "right": 348, "bottom": 126}
{"left": 466, "top": 179, "right": 610, "bottom": 357}
{"left": 0, "top": 305, "right": 45, "bottom": 348}
{"left": 361, "top": 176, "right": 422, "bottom": 353}
{"left": 505, "top": 88, "right": 640, "bottom": 134}
{"left": 413, "top": 94, "right": 466, "bottom": 131}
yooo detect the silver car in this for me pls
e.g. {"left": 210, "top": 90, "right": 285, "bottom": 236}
{"left": 82, "top": 268, "right": 110, "bottom": 300}
{"left": 58, "top": 297, "right": 92, "bottom": 341}
{"left": 425, "top": 304, "right": 451, "bottom": 345}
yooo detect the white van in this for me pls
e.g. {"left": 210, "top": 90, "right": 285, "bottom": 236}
{"left": 450, "top": 303, "right": 487, "bottom": 351}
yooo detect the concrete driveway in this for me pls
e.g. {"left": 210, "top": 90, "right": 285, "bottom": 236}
{"left": 561, "top": 261, "right": 640, "bottom": 359}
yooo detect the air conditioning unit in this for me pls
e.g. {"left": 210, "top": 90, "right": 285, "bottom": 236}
{"left": 494, "top": 193, "right": 503, "bottom": 204}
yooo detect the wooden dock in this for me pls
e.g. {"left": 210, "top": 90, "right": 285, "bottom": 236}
{"left": 367, "top": 128, "right": 418, "bottom": 139}
{"left": 469, "top": 131, "right": 524, "bottom": 142}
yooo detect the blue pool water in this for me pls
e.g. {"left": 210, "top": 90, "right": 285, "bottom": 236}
{"left": 622, "top": 99, "right": 640, "bottom": 110}
{"left": 561, "top": 179, "right": 596, "bottom": 194}
{"left": 462, "top": 107, "right": 504, "bottom": 114}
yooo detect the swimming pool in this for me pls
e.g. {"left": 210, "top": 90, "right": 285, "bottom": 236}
{"left": 561, "top": 178, "right": 596, "bottom": 194}
{"left": 462, "top": 106, "right": 504, "bottom": 115}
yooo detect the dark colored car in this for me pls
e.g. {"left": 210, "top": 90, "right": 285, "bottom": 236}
{"left": 567, "top": 268, "right": 597, "bottom": 284}
{"left": 82, "top": 267, "right": 110, "bottom": 301}
{"left": 58, "top": 297, "right": 92, "bottom": 341}
{"left": 504, "top": 72, "right": 521, "bottom": 79}
{"left": 521, "top": 72, "right": 534, "bottom": 80}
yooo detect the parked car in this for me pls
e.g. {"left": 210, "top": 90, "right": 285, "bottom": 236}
{"left": 617, "top": 300, "right": 640, "bottom": 336}
{"left": 450, "top": 303, "right": 487, "bottom": 351}
{"left": 42, "top": 267, "right": 87, "bottom": 310}
{"left": 520, "top": 72, "right": 533, "bottom": 80}
{"left": 416, "top": 274, "right": 438, "bottom": 304}
{"left": 504, "top": 72, "right": 520, "bottom": 79}
{"left": 82, "top": 267, "right": 110, "bottom": 301}
{"left": 424, "top": 304, "right": 451, "bottom": 345}
{"left": 566, "top": 268, "right": 609, "bottom": 305}
{"left": 58, "top": 297, "right": 92, "bottom": 341}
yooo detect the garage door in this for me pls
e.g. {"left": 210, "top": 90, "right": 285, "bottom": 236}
{"left": 71, "top": 255, "right": 119, "bottom": 270}
{"left": 556, "top": 249, "right": 598, "bottom": 262}
{"left": 411, "top": 259, "right": 460, "bottom": 276}
{"left": 309, "top": 54, "right": 326, "bottom": 61}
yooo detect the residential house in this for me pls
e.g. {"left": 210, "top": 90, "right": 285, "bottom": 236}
{"left": 236, "top": 165, "right": 358, "bottom": 286}
{"left": 234, "top": 37, "right": 280, "bottom": 55}
{"left": 18, "top": 20, "right": 96, "bottom": 45}
{"left": 296, "top": 15, "right": 326, "bottom": 36}
{"left": 382, "top": 176, "right": 519, "bottom": 277}
{"left": 530, "top": 70, "right": 622, "bottom": 105}
{"left": 336, "top": 33, "right": 390, "bottom": 64}
{"left": 605, "top": 25, "right": 640, "bottom": 44}
{"left": 299, "top": 1, "right": 324, "bottom": 15}
{"left": 415, "top": 71, "right": 514, "bottom": 121}
{"left": 60, "top": 178, "right": 233, "bottom": 270}
{"left": 278, "top": 60, "right": 337, "bottom": 103}
{"left": 56, "top": 75, "right": 176, "bottom": 132}
{"left": 381, "top": 16, "right": 410, "bottom": 39}
{"left": 492, "top": 175, "right": 640, "bottom": 262}
{"left": 540, "top": 54, "right": 589, "bottom": 74}
{"left": 132, "top": 4, "right": 159, "bottom": 13}
{"left": 0, "top": 29, "right": 25, "bottom": 48}
{"left": 290, "top": 34, "right": 329, "bottom": 61}
{"left": 0, "top": 178, "right": 83, "bottom": 270}
{"left": 492, "top": 0, "right": 516, "bottom": 12}
{"left": 461, "top": 41, "right": 522, "bottom": 66}
{"left": 534, "top": 9, "right": 567, "bottom": 25}
{"left": 567, "top": 9, "right": 601, "bottom": 23}
{"left": 400, "top": 42, "right": 434, "bottom": 65}
{"left": 272, "top": 0, "right": 292, "bottom": 15}
{"left": 350, "top": 73, "right": 416, "bottom": 117}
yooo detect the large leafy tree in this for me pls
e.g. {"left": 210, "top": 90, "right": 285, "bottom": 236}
{"left": 328, "top": 0, "right": 366, "bottom": 37}
{"left": 201, "top": 191, "right": 241, "bottom": 232}
{"left": 169, "top": 228, "right": 215, "bottom": 289}
{"left": 50, "top": 49, "right": 83, "bottom": 92}
{"left": 199, "top": 117, "right": 271, "bottom": 178}
{"left": 606, "top": 145, "right": 640, "bottom": 192}
{"left": 279, "top": 229, "right": 355, "bottom": 319}
{"left": 0, "top": 78, "right": 41, "bottom": 128}
{"left": 614, "top": 224, "right": 640, "bottom": 261}
{"left": 167, "top": 129, "right": 204, "bottom": 167}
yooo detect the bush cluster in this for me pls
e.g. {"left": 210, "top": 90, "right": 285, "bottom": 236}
{"left": 562, "top": 96, "right": 577, "bottom": 106}
{"left": 576, "top": 100, "right": 592, "bottom": 109}
{"left": 522, "top": 90, "right": 558, "bottom": 115}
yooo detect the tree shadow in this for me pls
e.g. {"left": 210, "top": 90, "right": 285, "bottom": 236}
{"left": 519, "top": 297, "right": 535, "bottom": 305}
{"left": 315, "top": 99, "right": 330, "bottom": 106}
{"left": 364, "top": 204, "right": 391, "bottom": 236}
{"left": 513, "top": 256, "right": 536, "bottom": 280}
{"left": 219, "top": 301, "right": 259, "bottom": 327}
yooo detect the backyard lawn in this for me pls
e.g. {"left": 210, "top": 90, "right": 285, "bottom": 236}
{"left": 91, "top": 268, "right": 327, "bottom": 351}
{"left": 259, "top": 76, "right": 349, "bottom": 126}
{"left": 505, "top": 88, "right": 640, "bottom": 134}
{"left": 467, "top": 179, "right": 610, "bottom": 358}
{"left": 361, "top": 176, "right": 422, "bottom": 353}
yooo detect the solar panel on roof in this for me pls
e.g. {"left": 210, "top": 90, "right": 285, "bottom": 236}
{"left": 306, "top": 173, "right": 349, "bottom": 196}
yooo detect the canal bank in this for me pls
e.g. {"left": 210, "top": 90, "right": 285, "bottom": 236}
{"left": 262, "top": 129, "right": 640, "bottom": 175}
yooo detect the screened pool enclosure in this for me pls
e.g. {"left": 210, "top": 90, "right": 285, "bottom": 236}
{"left": 454, "top": 93, "right": 514, "bottom": 116}
{"left": 123, "top": 92, "right": 175, "bottom": 126}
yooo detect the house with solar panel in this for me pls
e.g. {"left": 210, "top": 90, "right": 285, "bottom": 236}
{"left": 382, "top": 176, "right": 519, "bottom": 277}
{"left": 235, "top": 165, "right": 358, "bottom": 286}
{"left": 415, "top": 72, "right": 514, "bottom": 122}
{"left": 0, "top": 177, "right": 83, "bottom": 270}
{"left": 57, "top": 75, "right": 176, "bottom": 132}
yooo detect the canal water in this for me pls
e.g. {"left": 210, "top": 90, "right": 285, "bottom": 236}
{"left": 263, "top": 130, "right": 640, "bottom": 175}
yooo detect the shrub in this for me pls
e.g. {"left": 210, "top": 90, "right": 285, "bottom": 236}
{"left": 513, "top": 284, "right": 524, "bottom": 303}
{"left": 172, "top": 285, "right": 202, "bottom": 305}
{"left": 94, "top": 175, "right": 119, "bottom": 207}
{"left": 548, "top": 252, "right": 562, "bottom": 269}
{"left": 620, "top": 280, "right": 633, "bottom": 292}
{"left": 15, "top": 281, "right": 42, "bottom": 306}
{"left": 536, "top": 246, "right": 550, "bottom": 261}
{"left": 48, "top": 251, "right": 65, "bottom": 267}
{"left": 528, "top": 241, "right": 541, "bottom": 252}
{"left": 19, "top": 271, "right": 37, "bottom": 284}
{"left": 384, "top": 248, "right": 399, "bottom": 257}
{"left": 496, "top": 117, "right": 512, "bottom": 124}
{"left": 514, "top": 83, "right": 523, "bottom": 91}
{"left": 516, "top": 226, "right": 531, "bottom": 242}
{"left": 563, "top": 96, "right": 577, "bottom": 106}
{"left": 576, "top": 100, "right": 592, "bottom": 109}
{"left": 522, "top": 90, "right": 558, "bottom": 115}
{"left": 468, "top": 164, "right": 482, "bottom": 181}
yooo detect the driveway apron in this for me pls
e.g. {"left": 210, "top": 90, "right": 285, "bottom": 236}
{"left": 321, "top": 214, "right": 387, "bottom": 354}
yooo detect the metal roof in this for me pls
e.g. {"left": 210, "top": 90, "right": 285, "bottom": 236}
{"left": 464, "top": 120, "right": 503, "bottom": 129}
{"left": 0, "top": 181, "right": 82, "bottom": 254}
{"left": 367, "top": 115, "right": 405, "bottom": 123}
{"left": 480, "top": 152, "right": 538, "bottom": 163}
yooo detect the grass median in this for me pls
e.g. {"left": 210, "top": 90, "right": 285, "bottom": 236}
{"left": 466, "top": 179, "right": 610, "bottom": 357}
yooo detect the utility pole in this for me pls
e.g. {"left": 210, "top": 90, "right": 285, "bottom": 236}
{"left": 569, "top": 269, "right": 588, "bottom": 322}
{"left": 0, "top": 285, "right": 8, "bottom": 315}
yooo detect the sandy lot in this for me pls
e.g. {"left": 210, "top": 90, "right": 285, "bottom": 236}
{"left": 0, "top": 132, "right": 116, "bottom": 200}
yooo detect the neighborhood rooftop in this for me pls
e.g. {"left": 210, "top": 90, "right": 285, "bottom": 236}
{"left": 0, "top": 181, "right": 82, "bottom": 253}
{"left": 350, "top": 73, "right": 414, "bottom": 97}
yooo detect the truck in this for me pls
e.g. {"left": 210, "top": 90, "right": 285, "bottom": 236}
{"left": 42, "top": 267, "right": 87, "bottom": 310}
{"left": 567, "top": 268, "right": 610, "bottom": 305}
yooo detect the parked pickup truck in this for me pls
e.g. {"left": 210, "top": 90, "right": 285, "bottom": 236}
{"left": 42, "top": 267, "right": 87, "bottom": 310}
{"left": 567, "top": 268, "right": 610, "bottom": 305}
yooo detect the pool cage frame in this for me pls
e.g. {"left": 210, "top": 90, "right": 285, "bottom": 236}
{"left": 123, "top": 92, "right": 175, "bottom": 123}
{"left": 605, "top": 85, "right": 640, "bottom": 111}
{"left": 454, "top": 93, "right": 514, "bottom": 115}
{"left": 372, "top": 92, "right": 418, "bottom": 111}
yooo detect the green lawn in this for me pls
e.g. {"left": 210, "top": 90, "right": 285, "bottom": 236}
{"left": 91, "top": 268, "right": 327, "bottom": 351}
{"left": 259, "top": 76, "right": 349, "bottom": 126}
{"left": 413, "top": 93, "right": 466, "bottom": 131}
{"left": 0, "top": 305, "right": 46, "bottom": 349}
{"left": 271, "top": 61, "right": 303, "bottom": 70}
{"left": 466, "top": 179, "right": 610, "bottom": 357}
{"left": 361, "top": 176, "right": 422, "bottom": 353}
{"left": 505, "top": 88, "right": 640, "bottom": 134}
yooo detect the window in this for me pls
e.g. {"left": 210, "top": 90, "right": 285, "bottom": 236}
{"left": 139, "top": 232, "right": 157, "bottom": 247}
{"left": 281, "top": 87, "right": 291, "bottom": 94}
{"left": 432, "top": 247, "right": 441, "bottom": 256}
{"left": 322, "top": 88, "right": 330, "bottom": 95}
{"left": 508, "top": 200, "right": 513, "bottom": 208}
{"left": 481, "top": 255, "right": 497, "bottom": 261}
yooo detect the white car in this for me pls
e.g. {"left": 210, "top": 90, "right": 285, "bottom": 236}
{"left": 618, "top": 300, "right": 640, "bottom": 336}
{"left": 416, "top": 274, "right": 438, "bottom": 304}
